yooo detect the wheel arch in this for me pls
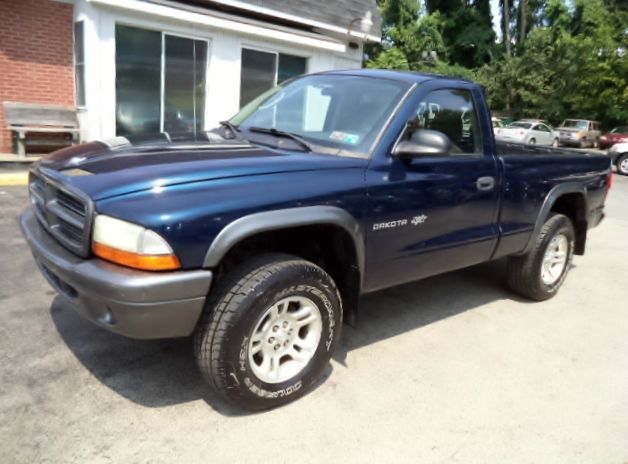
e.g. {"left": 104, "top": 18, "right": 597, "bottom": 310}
{"left": 523, "top": 183, "right": 588, "bottom": 256}
{"left": 202, "top": 206, "right": 365, "bottom": 325}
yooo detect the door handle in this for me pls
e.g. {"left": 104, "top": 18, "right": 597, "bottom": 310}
{"left": 476, "top": 176, "right": 495, "bottom": 191}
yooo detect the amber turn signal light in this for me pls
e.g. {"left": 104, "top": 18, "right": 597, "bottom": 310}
{"left": 93, "top": 242, "right": 181, "bottom": 271}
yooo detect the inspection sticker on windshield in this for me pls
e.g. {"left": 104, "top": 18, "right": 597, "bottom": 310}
{"left": 329, "top": 131, "right": 360, "bottom": 145}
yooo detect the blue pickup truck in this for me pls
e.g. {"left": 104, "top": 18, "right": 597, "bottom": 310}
{"left": 20, "top": 70, "right": 612, "bottom": 411}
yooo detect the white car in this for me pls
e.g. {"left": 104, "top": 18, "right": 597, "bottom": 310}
{"left": 495, "top": 121, "right": 559, "bottom": 146}
{"left": 608, "top": 142, "right": 628, "bottom": 175}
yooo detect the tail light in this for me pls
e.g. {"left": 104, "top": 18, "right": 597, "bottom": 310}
{"left": 519, "top": 131, "right": 525, "bottom": 136}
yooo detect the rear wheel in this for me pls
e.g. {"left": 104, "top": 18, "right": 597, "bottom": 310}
{"left": 506, "top": 214, "right": 575, "bottom": 301}
{"left": 617, "top": 153, "right": 628, "bottom": 176}
{"left": 194, "top": 253, "right": 342, "bottom": 411}
{"left": 529, "top": 138, "right": 536, "bottom": 145}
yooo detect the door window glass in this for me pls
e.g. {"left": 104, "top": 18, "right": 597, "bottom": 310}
{"left": 413, "top": 89, "right": 482, "bottom": 154}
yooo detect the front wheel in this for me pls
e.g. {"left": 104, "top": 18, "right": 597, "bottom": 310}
{"left": 506, "top": 214, "right": 575, "bottom": 301}
{"left": 194, "top": 254, "right": 342, "bottom": 411}
{"left": 617, "top": 153, "right": 628, "bottom": 176}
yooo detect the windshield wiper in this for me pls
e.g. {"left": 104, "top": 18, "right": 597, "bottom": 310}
{"left": 248, "top": 126, "right": 312, "bottom": 152}
{"left": 219, "top": 121, "right": 247, "bottom": 141}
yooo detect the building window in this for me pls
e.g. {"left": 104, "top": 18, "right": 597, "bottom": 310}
{"left": 115, "top": 25, "right": 208, "bottom": 136}
{"left": 239, "top": 48, "right": 306, "bottom": 107}
{"left": 74, "top": 21, "right": 85, "bottom": 107}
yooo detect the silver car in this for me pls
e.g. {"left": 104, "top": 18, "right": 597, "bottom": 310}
{"left": 557, "top": 119, "right": 601, "bottom": 148}
{"left": 495, "top": 120, "right": 559, "bottom": 146}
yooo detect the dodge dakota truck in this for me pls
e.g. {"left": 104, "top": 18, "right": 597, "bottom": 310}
{"left": 20, "top": 70, "right": 612, "bottom": 411}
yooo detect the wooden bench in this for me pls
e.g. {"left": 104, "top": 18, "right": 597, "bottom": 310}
{"left": 3, "top": 102, "right": 81, "bottom": 157}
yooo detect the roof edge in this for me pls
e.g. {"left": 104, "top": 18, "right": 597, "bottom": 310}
{"left": 199, "top": 0, "right": 382, "bottom": 42}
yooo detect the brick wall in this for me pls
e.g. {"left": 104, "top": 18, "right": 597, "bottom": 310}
{"left": 0, "top": 0, "right": 74, "bottom": 154}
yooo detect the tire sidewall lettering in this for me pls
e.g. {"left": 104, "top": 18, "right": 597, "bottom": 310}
{"left": 231, "top": 273, "right": 340, "bottom": 402}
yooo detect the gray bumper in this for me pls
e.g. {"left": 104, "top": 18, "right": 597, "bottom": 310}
{"left": 20, "top": 208, "right": 212, "bottom": 339}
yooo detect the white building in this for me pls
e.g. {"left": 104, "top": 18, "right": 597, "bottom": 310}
{"left": 72, "top": 0, "right": 381, "bottom": 142}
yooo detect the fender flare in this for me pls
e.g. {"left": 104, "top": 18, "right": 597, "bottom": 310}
{"left": 202, "top": 205, "right": 365, "bottom": 277}
{"left": 520, "top": 182, "right": 588, "bottom": 255}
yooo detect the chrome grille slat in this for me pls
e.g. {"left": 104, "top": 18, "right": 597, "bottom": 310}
{"left": 28, "top": 169, "right": 92, "bottom": 257}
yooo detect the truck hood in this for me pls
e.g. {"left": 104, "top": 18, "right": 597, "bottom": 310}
{"left": 37, "top": 138, "right": 367, "bottom": 201}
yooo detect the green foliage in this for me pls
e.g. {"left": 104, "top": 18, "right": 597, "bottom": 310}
{"left": 367, "top": 0, "right": 628, "bottom": 128}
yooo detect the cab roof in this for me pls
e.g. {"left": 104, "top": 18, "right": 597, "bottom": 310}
{"left": 320, "top": 68, "right": 475, "bottom": 85}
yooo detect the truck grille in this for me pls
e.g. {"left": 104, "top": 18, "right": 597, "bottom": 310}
{"left": 28, "top": 169, "right": 93, "bottom": 257}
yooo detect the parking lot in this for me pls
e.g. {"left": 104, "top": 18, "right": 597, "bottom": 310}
{"left": 1, "top": 174, "right": 627, "bottom": 464}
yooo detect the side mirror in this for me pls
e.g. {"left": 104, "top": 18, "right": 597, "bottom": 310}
{"left": 392, "top": 129, "right": 452, "bottom": 158}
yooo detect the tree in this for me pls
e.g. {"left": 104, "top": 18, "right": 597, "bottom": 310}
{"left": 502, "top": 0, "right": 512, "bottom": 56}
{"left": 367, "top": 0, "right": 628, "bottom": 128}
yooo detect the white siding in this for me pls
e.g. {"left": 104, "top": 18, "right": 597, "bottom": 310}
{"left": 73, "top": 0, "right": 366, "bottom": 141}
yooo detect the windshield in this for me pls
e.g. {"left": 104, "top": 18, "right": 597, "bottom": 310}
{"left": 562, "top": 120, "right": 588, "bottom": 129}
{"left": 508, "top": 122, "right": 532, "bottom": 129}
{"left": 230, "top": 74, "right": 411, "bottom": 155}
{"left": 611, "top": 126, "right": 628, "bottom": 134}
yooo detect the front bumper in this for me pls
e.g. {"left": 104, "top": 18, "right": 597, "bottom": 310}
{"left": 20, "top": 208, "right": 212, "bottom": 339}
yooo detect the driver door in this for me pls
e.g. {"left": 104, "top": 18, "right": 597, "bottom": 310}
{"left": 364, "top": 84, "right": 500, "bottom": 292}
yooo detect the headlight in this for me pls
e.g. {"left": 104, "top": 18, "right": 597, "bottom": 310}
{"left": 92, "top": 215, "right": 180, "bottom": 271}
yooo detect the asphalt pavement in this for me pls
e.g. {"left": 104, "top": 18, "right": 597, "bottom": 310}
{"left": 1, "top": 175, "right": 627, "bottom": 464}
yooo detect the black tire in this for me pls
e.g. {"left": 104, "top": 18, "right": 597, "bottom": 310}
{"left": 529, "top": 138, "right": 536, "bottom": 145}
{"left": 616, "top": 153, "right": 628, "bottom": 176}
{"left": 194, "top": 253, "right": 342, "bottom": 411}
{"left": 506, "top": 214, "right": 575, "bottom": 301}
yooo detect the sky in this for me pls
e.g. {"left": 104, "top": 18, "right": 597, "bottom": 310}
{"left": 490, "top": 0, "right": 502, "bottom": 38}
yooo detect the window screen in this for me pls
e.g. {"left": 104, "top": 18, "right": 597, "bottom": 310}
{"left": 115, "top": 25, "right": 208, "bottom": 136}
{"left": 74, "top": 22, "right": 85, "bottom": 107}
{"left": 240, "top": 48, "right": 307, "bottom": 107}
{"left": 164, "top": 35, "right": 207, "bottom": 133}
{"left": 115, "top": 25, "right": 162, "bottom": 136}
{"left": 240, "top": 49, "right": 277, "bottom": 108}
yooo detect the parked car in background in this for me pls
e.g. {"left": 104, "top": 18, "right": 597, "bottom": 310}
{"left": 557, "top": 119, "right": 601, "bottom": 148}
{"left": 608, "top": 142, "right": 628, "bottom": 175}
{"left": 600, "top": 126, "right": 628, "bottom": 150}
{"left": 495, "top": 120, "right": 559, "bottom": 146}
{"left": 492, "top": 117, "right": 506, "bottom": 129}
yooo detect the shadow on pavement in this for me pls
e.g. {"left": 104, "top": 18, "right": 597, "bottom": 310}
{"left": 50, "top": 257, "right": 525, "bottom": 413}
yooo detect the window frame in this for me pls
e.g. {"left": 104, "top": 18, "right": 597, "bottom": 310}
{"left": 400, "top": 86, "right": 486, "bottom": 157}
{"left": 114, "top": 22, "right": 211, "bottom": 136}
{"left": 239, "top": 45, "right": 309, "bottom": 108}
{"left": 73, "top": 21, "right": 86, "bottom": 108}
